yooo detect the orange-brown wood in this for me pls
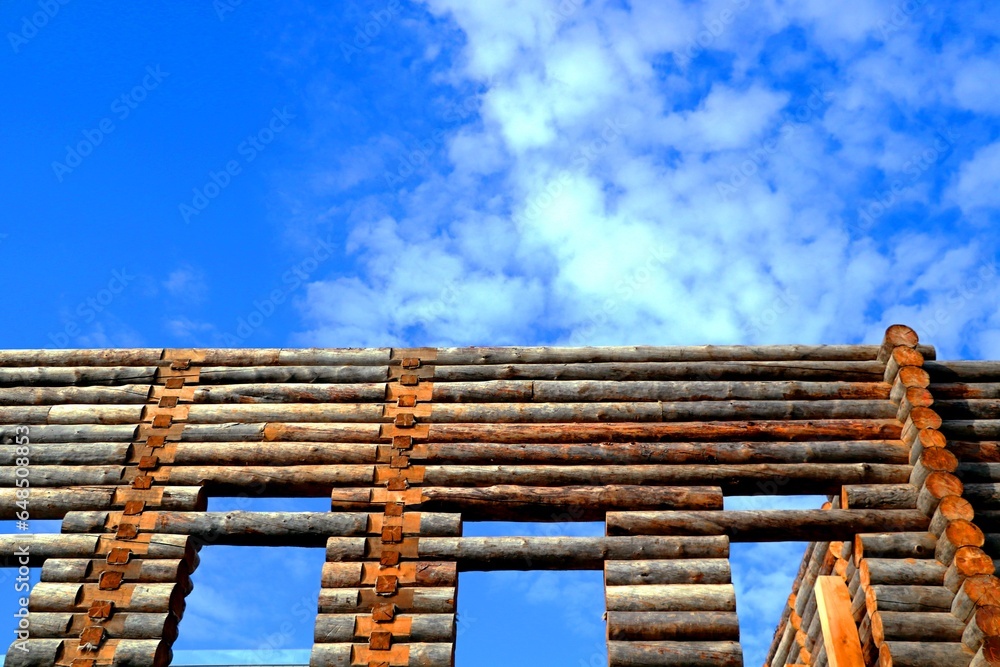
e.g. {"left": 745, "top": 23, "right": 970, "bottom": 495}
{"left": 813, "top": 576, "right": 864, "bottom": 667}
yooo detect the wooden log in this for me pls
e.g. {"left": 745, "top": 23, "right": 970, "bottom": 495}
{"left": 605, "top": 510, "right": 928, "bottom": 541}
{"left": 866, "top": 585, "right": 954, "bottom": 614}
{"left": 926, "top": 362, "right": 1000, "bottom": 382}
{"left": 145, "top": 465, "right": 374, "bottom": 495}
{"left": 606, "top": 611, "right": 740, "bottom": 641}
{"left": 166, "top": 442, "right": 378, "bottom": 465}
{"left": 854, "top": 533, "right": 937, "bottom": 563}
{"left": 937, "top": 520, "right": 986, "bottom": 566}
{"left": 814, "top": 641, "right": 828, "bottom": 667}
{"left": 911, "top": 449, "right": 960, "bottom": 488}
{"left": 772, "top": 623, "right": 796, "bottom": 667}
{"left": 878, "top": 641, "right": 973, "bottom": 667}
{"left": 604, "top": 559, "right": 731, "bottom": 585}
{"left": 27, "top": 612, "right": 176, "bottom": 641}
{"left": 0, "top": 367, "right": 157, "bottom": 386}
{"left": 3, "top": 639, "right": 63, "bottom": 667}
{"left": 41, "top": 559, "right": 188, "bottom": 585}
{"left": 907, "top": 428, "right": 948, "bottom": 464}
{"left": 879, "top": 325, "right": 919, "bottom": 362}
{"left": 419, "top": 463, "right": 910, "bottom": 493}
{"left": 321, "top": 561, "right": 456, "bottom": 588}
{"left": 861, "top": 559, "right": 946, "bottom": 587}
{"left": 936, "top": 401, "right": 1000, "bottom": 420}
{"left": 933, "top": 384, "right": 1000, "bottom": 399}
{"left": 198, "top": 366, "right": 388, "bottom": 383}
{"left": 953, "top": 576, "right": 1000, "bottom": 622}
{"left": 317, "top": 588, "right": 455, "bottom": 614}
{"left": 0, "top": 424, "right": 136, "bottom": 443}
{"left": 945, "top": 547, "right": 996, "bottom": 592}
{"left": 0, "top": 349, "right": 162, "bottom": 367}
{"left": 203, "top": 348, "right": 390, "bottom": 366}
{"left": 976, "top": 513, "right": 1000, "bottom": 533}
{"left": 191, "top": 383, "right": 385, "bottom": 403}
{"left": 884, "top": 345, "right": 925, "bottom": 383}
{"left": 606, "top": 584, "right": 736, "bottom": 612}
{"left": 0, "top": 386, "right": 152, "bottom": 404}
{"left": 970, "top": 636, "right": 1000, "bottom": 667}
{"left": 29, "top": 583, "right": 186, "bottom": 615}
{"left": 313, "top": 613, "right": 454, "bottom": 643}
{"left": 0, "top": 465, "right": 123, "bottom": 486}
{"left": 522, "top": 380, "right": 891, "bottom": 402}
{"left": 415, "top": 440, "right": 909, "bottom": 466}
{"left": 943, "top": 421, "right": 1000, "bottom": 441}
{"left": 960, "top": 464, "right": 1000, "bottom": 484}
{"left": 841, "top": 484, "right": 917, "bottom": 510}
{"left": 330, "top": 486, "right": 724, "bottom": 521}
{"left": 871, "top": 610, "right": 965, "bottom": 643}
{"left": 891, "top": 367, "right": 931, "bottom": 405}
{"left": 436, "top": 344, "right": 889, "bottom": 364}
{"left": 963, "top": 605, "right": 1000, "bottom": 652}
{"left": 607, "top": 640, "right": 743, "bottom": 667}
{"left": 795, "top": 543, "right": 827, "bottom": 619}
{"left": 0, "top": 405, "right": 143, "bottom": 425}
{"left": 61, "top": 510, "right": 461, "bottom": 545}
{"left": 918, "top": 473, "right": 965, "bottom": 516}
{"left": 931, "top": 496, "right": 976, "bottom": 536}
{"left": 0, "top": 535, "right": 98, "bottom": 566}
{"left": 306, "top": 642, "right": 452, "bottom": 667}
{"left": 0, "top": 486, "right": 206, "bottom": 520}
{"left": 896, "top": 387, "right": 934, "bottom": 423}
{"left": 0, "top": 443, "right": 130, "bottom": 466}
{"left": 430, "top": 360, "right": 887, "bottom": 382}
{"left": 965, "top": 485, "right": 1000, "bottom": 510}
{"left": 326, "top": 536, "right": 730, "bottom": 569}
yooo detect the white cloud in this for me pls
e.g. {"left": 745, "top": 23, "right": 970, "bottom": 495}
{"left": 164, "top": 265, "right": 208, "bottom": 304}
{"left": 948, "top": 140, "right": 1000, "bottom": 213}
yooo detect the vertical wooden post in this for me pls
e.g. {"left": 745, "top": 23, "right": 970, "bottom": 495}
{"left": 813, "top": 576, "right": 864, "bottom": 667}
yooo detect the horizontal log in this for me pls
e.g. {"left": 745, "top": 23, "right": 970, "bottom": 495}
{"left": 308, "top": 642, "right": 452, "bottom": 667}
{"left": 418, "top": 464, "right": 910, "bottom": 493}
{"left": 202, "top": 348, "right": 390, "bottom": 366}
{"left": 950, "top": 442, "right": 1000, "bottom": 463}
{"left": 0, "top": 465, "right": 124, "bottom": 486}
{"left": 146, "top": 465, "right": 374, "bottom": 495}
{"left": 854, "top": 533, "right": 938, "bottom": 563}
{"left": 943, "top": 421, "right": 1000, "bottom": 440}
{"left": 415, "top": 441, "right": 909, "bottom": 466}
{"left": 165, "top": 442, "right": 378, "bottom": 466}
{"left": 3, "top": 640, "right": 170, "bottom": 667}
{"left": 606, "top": 611, "right": 740, "bottom": 641}
{"left": 61, "top": 511, "right": 461, "bottom": 545}
{"left": 0, "top": 349, "right": 162, "bottom": 367}
{"left": 962, "top": 605, "right": 1000, "bottom": 653}
{"left": 317, "top": 588, "right": 455, "bottom": 614}
{"left": 0, "top": 535, "right": 98, "bottom": 566}
{"left": 841, "top": 484, "right": 917, "bottom": 510}
{"left": 933, "top": 384, "right": 1000, "bottom": 400}
{"left": 325, "top": 536, "right": 730, "bottom": 569}
{"left": 960, "top": 464, "right": 1000, "bottom": 483}
{"left": 0, "top": 405, "right": 142, "bottom": 425}
{"left": 198, "top": 366, "right": 388, "bottom": 383}
{"left": 861, "top": 559, "right": 946, "bottom": 586}
{"left": 0, "top": 367, "right": 156, "bottom": 386}
{"left": 29, "top": 582, "right": 185, "bottom": 614}
{"left": 605, "top": 510, "right": 929, "bottom": 541}
{"left": 438, "top": 380, "right": 891, "bottom": 403}
{"left": 953, "top": 576, "right": 1000, "bottom": 621}
{"left": 866, "top": 585, "right": 954, "bottom": 614}
{"left": 937, "top": 401, "right": 1000, "bottom": 420}
{"left": 435, "top": 345, "right": 894, "bottom": 364}
{"left": 2, "top": 639, "right": 61, "bottom": 667}
{"left": 0, "top": 443, "right": 130, "bottom": 465}
{"left": 41, "top": 558, "right": 188, "bottom": 585}
{"left": 0, "top": 424, "right": 136, "bottom": 443}
{"left": 604, "top": 559, "right": 731, "bottom": 585}
{"left": 27, "top": 611, "right": 176, "bottom": 641}
{"left": 321, "top": 561, "right": 455, "bottom": 588}
{"left": 606, "top": 584, "right": 736, "bottom": 612}
{"left": 871, "top": 610, "right": 965, "bottom": 643}
{"left": 878, "top": 641, "right": 973, "bottom": 667}
{"left": 429, "top": 361, "right": 887, "bottom": 381}
{"left": 190, "top": 383, "right": 385, "bottom": 403}
{"left": 313, "top": 613, "right": 454, "bottom": 643}
{"left": 331, "top": 486, "right": 723, "bottom": 520}
{"left": 926, "top": 362, "right": 1000, "bottom": 381}
{"left": 607, "top": 640, "right": 743, "bottom": 667}
{"left": 0, "top": 385, "right": 150, "bottom": 405}
{"left": 0, "top": 486, "right": 205, "bottom": 520}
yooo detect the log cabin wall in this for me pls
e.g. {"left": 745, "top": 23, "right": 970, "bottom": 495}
{"left": 1, "top": 328, "right": 994, "bottom": 667}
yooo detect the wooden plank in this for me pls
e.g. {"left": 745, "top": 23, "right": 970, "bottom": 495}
{"left": 813, "top": 575, "right": 864, "bottom": 667}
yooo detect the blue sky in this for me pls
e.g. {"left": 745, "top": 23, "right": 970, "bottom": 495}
{"left": 1, "top": 0, "right": 999, "bottom": 665}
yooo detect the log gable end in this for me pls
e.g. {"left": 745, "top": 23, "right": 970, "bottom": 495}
{"left": 2, "top": 326, "right": 999, "bottom": 667}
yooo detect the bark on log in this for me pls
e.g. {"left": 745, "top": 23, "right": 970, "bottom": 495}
{"left": 606, "top": 510, "right": 928, "bottom": 541}
{"left": 330, "top": 486, "right": 724, "bottom": 521}
{"left": 326, "top": 535, "right": 730, "bottom": 569}
{"left": 861, "top": 559, "right": 946, "bottom": 587}
{"left": 606, "top": 611, "right": 740, "bottom": 641}
{"left": 854, "top": 533, "right": 938, "bottom": 563}
{"left": 604, "top": 559, "right": 731, "bottom": 585}
{"left": 841, "top": 484, "right": 917, "bottom": 510}
{"left": 945, "top": 547, "right": 996, "bottom": 592}
{"left": 871, "top": 610, "right": 965, "bottom": 643}
{"left": 415, "top": 440, "right": 909, "bottom": 466}
{"left": 878, "top": 641, "right": 973, "bottom": 667}
{"left": 313, "top": 614, "right": 454, "bottom": 643}
{"left": 607, "top": 640, "right": 743, "bottom": 667}
{"left": 605, "top": 584, "right": 736, "bottom": 612}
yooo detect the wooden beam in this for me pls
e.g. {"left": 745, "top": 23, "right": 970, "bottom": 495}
{"left": 814, "top": 575, "right": 864, "bottom": 667}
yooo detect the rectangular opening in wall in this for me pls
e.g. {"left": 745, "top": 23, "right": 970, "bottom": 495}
{"left": 206, "top": 496, "right": 332, "bottom": 512}
{"left": 173, "top": 545, "right": 325, "bottom": 666}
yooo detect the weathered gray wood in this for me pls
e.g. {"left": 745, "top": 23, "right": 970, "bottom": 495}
{"left": 606, "top": 611, "right": 740, "bottom": 641}
{"left": 190, "top": 383, "right": 385, "bottom": 403}
{"left": 181, "top": 423, "right": 377, "bottom": 442}
{"left": 430, "top": 360, "right": 887, "bottom": 382}
{"left": 937, "top": 401, "right": 1000, "bottom": 420}
{"left": 0, "top": 535, "right": 98, "bottom": 565}
{"left": 871, "top": 611, "right": 965, "bottom": 642}
{"left": 0, "top": 443, "right": 130, "bottom": 465}
{"left": 197, "top": 366, "right": 387, "bottom": 383}
{"left": 183, "top": 404, "right": 383, "bottom": 423}
{"left": 0, "top": 405, "right": 143, "bottom": 425}
{"left": 416, "top": 440, "right": 908, "bottom": 465}
{"left": 29, "top": 583, "right": 185, "bottom": 614}
{"left": 606, "top": 584, "right": 736, "bottom": 612}
{"left": 308, "top": 642, "right": 452, "bottom": 667}
{"left": 27, "top": 612, "right": 176, "bottom": 640}
{"left": 0, "top": 465, "right": 123, "bottom": 486}
{"left": 0, "top": 350, "right": 162, "bottom": 367}
{"left": 607, "top": 640, "right": 743, "bottom": 667}
{"left": 0, "top": 424, "right": 136, "bottom": 443}
{"left": 861, "top": 559, "right": 946, "bottom": 586}
{"left": 944, "top": 421, "right": 1000, "bottom": 441}
{"left": 0, "top": 486, "right": 206, "bottom": 520}
{"left": 866, "top": 584, "right": 954, "bottom": 614}
{"left": 106, "top": 639, "right": 172, "bottom": 667}
{"left": 0, "top": 367, "right": 157, "bottom": 386}
{"left": 878, "top": 641, "right": 973, "bottom": 667}
{"left": 325, "top": 536, "right": 729, "bottom": 568}
{"left": 435, "top": 344, "right": 890, "bottom": 364}
{"left": 148, "top": 465, "right": 374, "bottom": 494}
{"left": 0, "top": 385, "right": 150, "bottom": 404}
{"left": 960, "top": 464, "right": 1000, "bottom": 484}
{"left": 317, "top": 588, "right": 455, "bottom": 614}
{"left": 522, "top": 379, "right": 890, "bottom": 402}
{"left": 41, "top": 559, "right": 188, "bottom": 584}
{"left": 926, "top": 362, "right": 1000, "bottom": 381}
{"left": 313, "top": 614, "right": 454, "bottom": 643}
{"left": 841, "top": 484, "right": 918, "bottom": 509}
{"left": 164, "top": 442, "right": 378, "bottom": 465}
{"left": 203, "top": 348, "right": 390, "bottom": 366}
{"left": 3, "top": 639, "right": 63, "bottom": 667}
{"left": 606, "top": 509, "right": 928, "bottom": 541}
{"left": 604, "top": 559, "right": 731, "bottom": 585}
{"left": 962, "top": 605, "right": 1000, "bottom": 652}
{"left": 331, "top": 485, "right": 723, "bottom": 520}
{"left": 933, "top": 384, "right": 1000, "bottom": 400}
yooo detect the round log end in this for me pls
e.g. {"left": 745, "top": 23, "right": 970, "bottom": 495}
{"left": 910, "top": 407, "right": 944, "bottom": 430}
{"left": 899, "top": 366, "right": 931, "bottom": 388}
{"left": 905, "top": 387, "right": 934, "bottom": 408}
{"left": 946, "top": 520, "right": 986, "bottom": 550}
{"left": 920, "top": 448, "right": 959, "bottom": 474}
{"left": 918, "top": 428, "right": 948, "bottom": 449}
{"left": 885, "top": 325, "right": 920, "bottom": 349}
{"left": 938, "top": 496, "right": 975, "bottom": 523}
{"left": 925, "top": 472, "right": 965, "bottom": 501}
{"left": 893, "top": 346, "right": 926, "bottom": 368}
{"left": 974, "top": 606, "right": 1000, "bottom": 639}
{"left": 955, "top": 547, "right": 996, "bottom": 578}
{"left": 982, "top": 637, "right": 1000, "bottom": 667}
